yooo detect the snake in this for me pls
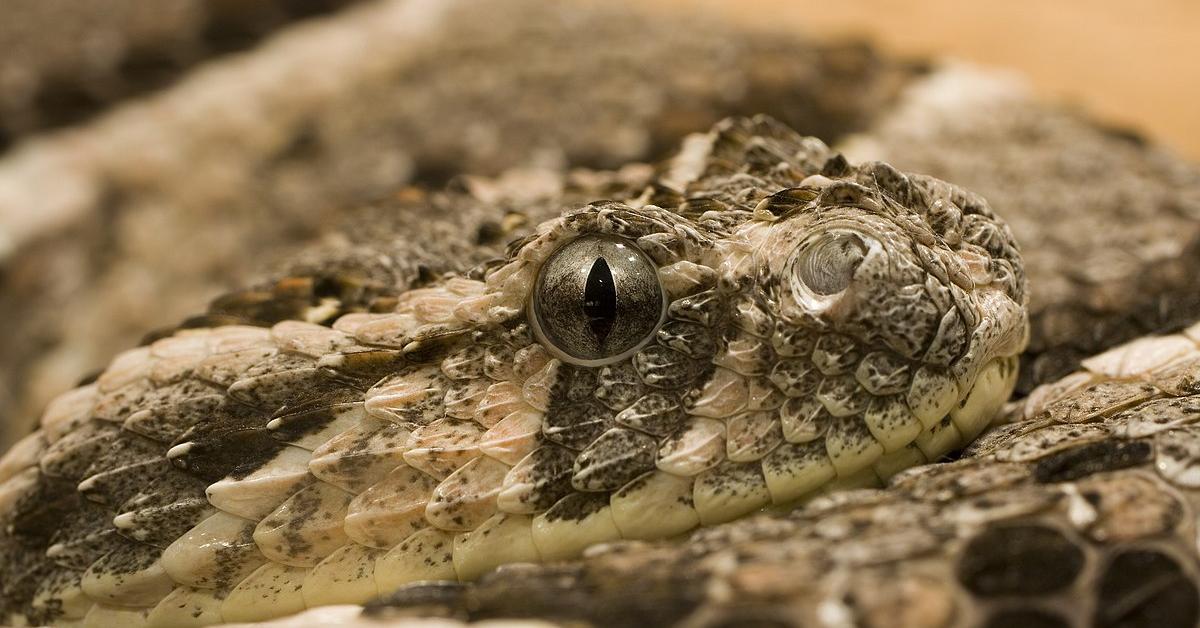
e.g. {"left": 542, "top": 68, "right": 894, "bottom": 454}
{"left": 5, "top": 2, "right": 1200, "bottom": 626}
{"left": 0, "top": 115, "right": 1029, "bottom": 625}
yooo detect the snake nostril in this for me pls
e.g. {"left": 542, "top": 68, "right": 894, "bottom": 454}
{"left": 794, "top": 231, "right": 868, "bottom": 296}
{"left": 786, "top": 230, "right": 875, "bottom": 317}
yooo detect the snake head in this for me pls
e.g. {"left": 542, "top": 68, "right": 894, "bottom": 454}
{"left": 287, "top": 117, "right": 1029, "bottom": 576}
{"left": 0, "top": 119, "right": 1033, "bottom": 625}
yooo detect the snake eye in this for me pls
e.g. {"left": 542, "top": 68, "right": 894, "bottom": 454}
{"left": 531, "top": 235, "right": 665, "bottom": 365}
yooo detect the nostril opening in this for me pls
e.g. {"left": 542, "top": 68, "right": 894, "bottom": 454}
{"left": 796, "top": 231, "right": 868, "bottom": 295}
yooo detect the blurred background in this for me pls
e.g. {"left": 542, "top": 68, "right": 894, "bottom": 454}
{"left": 0, "top": 0, "right": 1197, "bottom": 448}
{"left": 663, "top": 0, "right": 1200, "bottom": 160}
{"left": 3, "top": 0, "right": 1197, "bottom": 157}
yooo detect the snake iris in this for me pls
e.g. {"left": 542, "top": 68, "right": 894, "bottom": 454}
{"left": 0, "top": 117, "right": 1028, "bottom": 626}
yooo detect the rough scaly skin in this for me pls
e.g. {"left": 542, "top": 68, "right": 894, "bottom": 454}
{"left": 0, "top": 116, "right": 1027, "bottom": 625}
{"left": 355, "top": 320, "right": 1200, "bottom": 628}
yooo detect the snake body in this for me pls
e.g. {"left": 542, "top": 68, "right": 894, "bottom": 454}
{"left": 0, "top": 116, "right": 1027, "bottom": 625}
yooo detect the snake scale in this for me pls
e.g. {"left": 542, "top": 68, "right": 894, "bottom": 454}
{"left": 2, "top": 2, "right": 1200, "bottom": 627}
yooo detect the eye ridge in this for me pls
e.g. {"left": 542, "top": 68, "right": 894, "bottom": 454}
{"left": 582, "top": 256, "right": 617, "bottom": 345}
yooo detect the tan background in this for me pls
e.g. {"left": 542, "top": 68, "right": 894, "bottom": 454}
{"left": 654, "top": 0, "right": 1200, "bottom": 160}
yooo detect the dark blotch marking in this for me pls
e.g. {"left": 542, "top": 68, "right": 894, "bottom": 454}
{"left": 956, "top": 524, "right": 1084, "bottom": 596}
{"left": 1095, "top": 549, "right": 1199, "bottom": 628}
{"left": 1033, "top": 440, "right": 1151, "bottom": 483}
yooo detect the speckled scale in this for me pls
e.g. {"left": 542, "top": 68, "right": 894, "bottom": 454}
{"left": 318, "top": 347, "right": 407, "bottom": 386}
{"left": 309, "top": 419, "right": 411, "bottom": 493}
{"left": 425, "top": 455, "right": 508, "bottom": 531}
{"left": 443, "top": 379, "right": 489, "bottom": 420}
{"left": 440, "top": 344, "right": 488, "bottom": 381}
{"left": 123, "top": 393, "right": 227, "bottom": 443}
{"left": 77, "top": 433, "right": 166, "bottom": 505}
{"left": 364, "top": 365, "right": 448, "bottom": 427}
{"left": 227, "top": 367, "right": 348, "bottom": 412}
{"left": 725, "top": 413, "right": 783, "bottom": 462}
{"left": 714, "top": 329, "right": 775, "bottom": 376}
{"left": 30, "top": 565, "right": 89, "bottom": 623}
{"left": 39, "top": 421, "right": 122, "bottom": 480}
{"left": 768, "top": 358, "right": 822, "bottom": 398}
{"left": 658, "top": 260, "right": 717, "bottom": 300}
{"left": 812, "top": 334, "right": 862, "bottom": 376}
{"left": 856, "top": 352, "right": 913, "bottom": 396}
{"left": 1112, "top": 396, "right": 1200, "bottom": 438}
{"left": 615, "top": 393, "right": 686, "bottom": 436}
{"left": 925, "top": 307, "right": 969, "bottom": 366}
{"left": 45, "top": 501, "right": 120, "bottom": 571}
{"left": 268, "top": 394, "right": 366, "bottom": 450}
{"left": 80, "top": 538, "right": 174, "bottom": 607}
{"left": 657, "top": 418, "right": 727, "bottom": 477}
{"left": 169, "top": 427, "right": 286, "bottom": 484}
{"left": 482, "top": 344, "right": 517, "bottom": 381}
{"left": 572, "top": 428, "right": 657, "bottom": 491}
{"left": 771, "top": 321, "right": 817, "bottom": 358}
{"left": 541, "top": 401, "right": 613, "bottom": 450}
{"left": 9, "top": 474, "right": 79, "bottom": 541}
{"left": 115, "top": 468, "right": 209, "bottom": 518}
{"left": 667, "top": 290, "right": 724, "bottom": 327}
{"left": 90, "top": 379, "right": 156, "bottom": 422}
{"left": 114, "top": 497, "right": 213, "bottom": 548}
{"left": 193, "top": 348, "right": 294, "bottom": 389}
{"left": 815, "top": 374, "right": 871, "bottom": 417}
{"left": 593, "top": 362, "right": 648, "bottom": 411}
{"left": 1039, "top": 379, "right": 1162, "bottom": 424}
{"left": 499, "top": 445, "right": 575, "bottom": 514}
{"left": 824, "top": 416, "right": 885, "bottom": 476}
{"left": 99, "top": 379, "right": 215, "bottom": 424}
{"left": 874, "top": 289, "right": 945, "bottom": 361}
{"left": 403, "top": 419, "right": 485, "bottom": 480}
{"left": 656, "top": 320, "right": 719, "bottom": 360}
{"left": 685, "top": 367, "right": 748, "bottom": 418}
{"left": 253, "top": 482, "right": 353, "bottom": 567}
{"left": 552, "top": 364, "right": 600, "bottom": 404}
{"left": 344, "top": 465, "right": 438, "bottom": 549}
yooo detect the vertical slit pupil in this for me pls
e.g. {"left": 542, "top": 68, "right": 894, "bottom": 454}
{"left": 583, "top": 256, "right": 617, "bottom": 344}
